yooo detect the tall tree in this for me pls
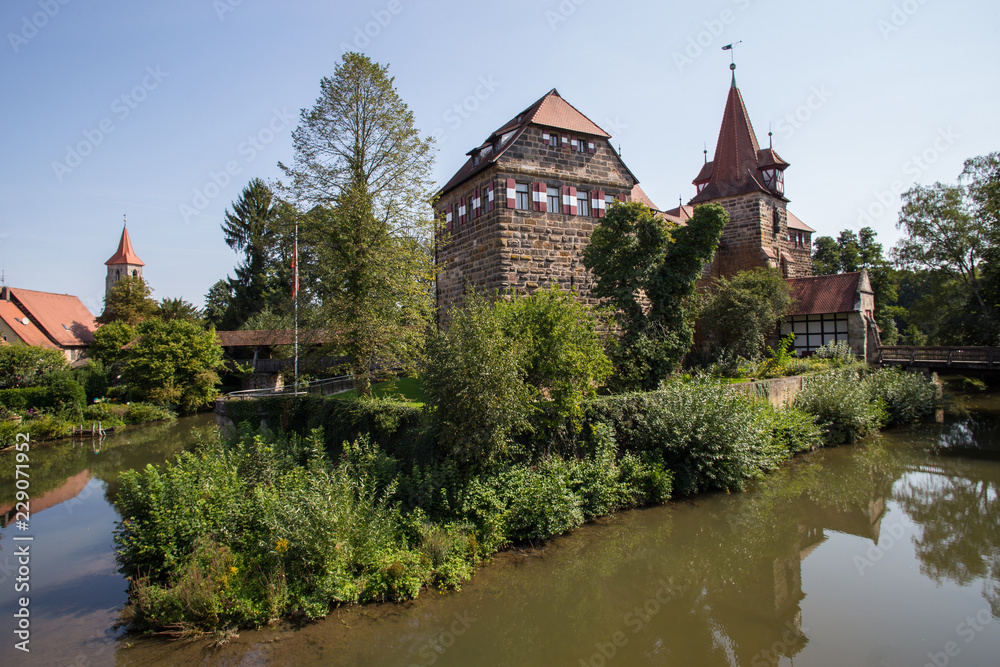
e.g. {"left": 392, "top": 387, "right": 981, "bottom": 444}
{"left": 584, "top": 201, "right": 726, "bottom": 390}
{"left": 279, "top": 53, "right": 437, "bottom": 396}
{"left": 893, "top": 161, "right": 996, "bottom": 331}
{"left": 98, "top": 275, "right": 158, "bottom": 325}
{"left": 700, "top": 268, "right": 792, "bottom": 360}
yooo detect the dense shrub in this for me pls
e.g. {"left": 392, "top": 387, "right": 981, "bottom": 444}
{"left": 813, "top": 340, "right": 857, "bottom": 366}
{"left": 0, "top": 387, "right": 49, "bottom": 411}
{"left": 124, "top": 402, "right": 176, "bottom": 424}
{"left": 43, "top": 376, "right": 86, "bottom": 420}
{"left": 0, "top": 345, "right": 68, "bottom": 388}
{"left": 83, "top": 402, "right": 129, "bottom": 424}
{"left": 864, "top": 367, "right": 940, "bottom": 426}
{"left": 794, "top": 370, "right": 886, "bottom": 444}
{"left": 700, "top": 267, "right": 792, "bottom": 360}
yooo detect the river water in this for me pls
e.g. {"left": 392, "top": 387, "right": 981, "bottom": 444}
{"left": 2, "top": 397, "right": 999, "bottom": 666}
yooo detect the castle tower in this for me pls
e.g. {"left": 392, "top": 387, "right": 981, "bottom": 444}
{"left": 105, "top": 220, "right": 145, "bottom": 301}
{"left": 687, "top": 70, "right": 811, "bottom": 279}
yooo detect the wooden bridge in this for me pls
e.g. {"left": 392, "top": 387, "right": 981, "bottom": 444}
{"left": 877, "top": 346, "right": 1000, "bottom": 373}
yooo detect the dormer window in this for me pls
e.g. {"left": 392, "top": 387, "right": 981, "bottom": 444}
{"left": 696, "top": 182, "right": 707, "bottom": 193}
{"left": 473, "top": 153, "right": 481, "bottom": 167}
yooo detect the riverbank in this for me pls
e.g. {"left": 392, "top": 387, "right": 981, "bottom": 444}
{"left": 115, "top": 367, "right": 941, "bottom": 634}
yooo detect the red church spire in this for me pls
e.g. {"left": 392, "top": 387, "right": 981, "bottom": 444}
{"left": 105, "top": 219, "right": 145, "bottom": 266}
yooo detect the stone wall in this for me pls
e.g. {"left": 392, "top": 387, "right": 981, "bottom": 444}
{"left": 436, "top": 126, "right": 635, "bottom": 318}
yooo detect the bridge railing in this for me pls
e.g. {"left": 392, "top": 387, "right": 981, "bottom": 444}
{"left": 878, "top": 346, "right": 999, "bottom": 368}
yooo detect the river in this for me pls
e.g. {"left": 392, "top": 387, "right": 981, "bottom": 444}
{"left": 2, "top": 395, "right": 999, "bottom": 666}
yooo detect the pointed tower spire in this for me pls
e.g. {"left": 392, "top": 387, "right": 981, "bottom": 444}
{"left": 105, "top": 220, "right": 145, "bottom": 302}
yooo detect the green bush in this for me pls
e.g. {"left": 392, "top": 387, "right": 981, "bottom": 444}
{"left": 813, "top": 340, "right": 856, "bottom": 365}
{"left": 124, "top": 402, "right": 176, "bottom": 424}
{"left": 0, "top": 345, "right": 68, "bottom": 388}
{"left": 83, "top": 402, "right": 129, "bottom": 424}
{"left": 0, "top": 387, "right": 49, "bottom": 411}
{"left": 43, "top": 376, "right": 86, "bottom": 421}
{"left": 794, "top": 370, "right": 885, "bottom": 444}
{"left": 864, "top": 367, "right": 940, "bottom": 426}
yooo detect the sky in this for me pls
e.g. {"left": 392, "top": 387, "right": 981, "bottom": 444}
{"left": 1, "top": 0, "right": 997, "bottom": 317}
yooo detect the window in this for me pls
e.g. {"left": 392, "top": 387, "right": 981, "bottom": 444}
{"left": 575, "top": 138, "right": 585, "bottom": 153}
{"left": 577, "top": 190, "right": 590, "bottom": 216}
{"left": 547, "top": 186, "right": 560, "bottom": 213}
{"left": 781, "top": 314, "right": 850, "bottom": 355}
{"left": 132, "top": 269, "right": 138, "bottom": 277}
{"left": 605, "top": 194, "right": 614, "bottom": 208}
{"left": 515, "top": 182, "right": 529, "bottom": 210}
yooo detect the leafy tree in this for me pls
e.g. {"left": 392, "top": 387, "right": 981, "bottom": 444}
{"left": 159, "top": 298, "right": 203, "bottom": 323}
{"left": 0, "top": 345, "right": 68, "bottom": 388}
{"left": 90, "top": 320, "right": 137, "bottom": 374}
{"left": 215, "top": 178, "right": 296, "bottom": 330}
{"left": 700, "top": 268, "right": 792, "bottom": 360}
{"left": 811, "top": 236, "right": 841, "bottom": 275}
{"left": 499, "top": 285, "right": 612, "bottom": 426}
{"left": 280, "top": 53, "right": 437, "bottom": 396}
{"left": 583, "top": 202, "right": 726, "bottom": 390}
{"left": 422, "top": 292, "right": 532, "bottom": 466}
{"left": 98, "top": 275, "right": 158, "bottom": 325}
{"left": 203, "top": 280, "right": 234, "bottom": 329}
{"left": 120, "top": 319, "right": 224, "bottom": 414}
{"left": 893, "top": 159, "right": 997, "bottom": 332}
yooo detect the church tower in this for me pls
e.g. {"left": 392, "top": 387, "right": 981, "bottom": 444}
{"left": 105, "top": 219, "right": 145, "bottom": 301}
{"left": 688, "top": 66, "right": 810, "bottom": 279}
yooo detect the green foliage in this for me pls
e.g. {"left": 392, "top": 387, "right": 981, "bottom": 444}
{"left": 701, "top": 267, "right": 793, "bottom": 360}
{"left": 121, "top": 319, "right": 224, "bottom": 414}
{"left": 83, "top": 402, "right": 128, "bottom": 425}
{"left": 98, "top": 275, "right": 158, "bottom": 325}
{"left": 42, "top": 375, "right": 85, "bottom": 420}
{"left": 159, "top": 298, "right": 203, "bottom": 323}
{"left": 499, "top": 285, "right": 613, "bottom": 425}
{"left": 584, "top": 202, "right": 727, "bottom": 390}
{"left": 813, "top": 340, "right": 856, "bottom": 365}
{"left": 0, "top": 386, "right": 49, "bottom": 412}
{"left": 90, "top": 320, "right": 137, "bottom": 372}
{"left": 758, "top": 333, "right": 798, "bottom": 378}
{"left": 125, "top": 402, "right": 177, "bottom": 424}
{"left": 281, "top": 53, "right": 437, "bottom": 396}
{"left": 423, "top": 292, "right": 532, "bottom": 466}
{"left": 864, "top": 367, "right": 940, "bottom": 426}
{"left": 0, "top": 344, "right": 68, "bottom": 388}
{"left": 794, "top": 370, "right": 886, "bottom": 444}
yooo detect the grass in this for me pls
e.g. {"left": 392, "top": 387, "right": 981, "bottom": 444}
{"left": 335, "top": 377, "right": 426, "bottom": 406}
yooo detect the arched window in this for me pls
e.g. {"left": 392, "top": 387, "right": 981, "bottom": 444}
{"left": 132, "top": 269, "right": 138, "bottom": 278}
{"left": 116, "top": 269, "right": 121, "bottom": 280}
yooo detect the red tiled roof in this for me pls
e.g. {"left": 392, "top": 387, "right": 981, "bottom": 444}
{"left": 787, "top": 272, "right": 865, "bottom": 316}
{"left": 690, "top": 83, "right": 788, "bottom": 205}
{"left": 0, "top": 300, "right": 57, "bottom": 348}
{"left": 105, "top": 224, "right": 144, "bottom": 266}
{"left": 786, "top": 210, "right": 815, "bottom": 233}
{"left": 215, "top": 329, "right": 335, "bottom": 347}
{"left": 757, "top": 147, "right": 788, "bottom": 170}
{"left": 7, "top": 288, "right": 96, "bottom": 347}
{"left": 662, "top": 204, "right": 695, "bottom": 226}
{"left": 630, "top": 184, "right": 659, "bottom": 211}
{"left": 440, "top": 89, "right": 613, "bottom": 195}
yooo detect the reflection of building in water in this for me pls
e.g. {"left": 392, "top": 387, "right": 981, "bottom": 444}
{"left": 716, "top": 491, "right": 887, "bottom": 666}
{"left": 0, "top": 469, "right": 91, "bottom": 527}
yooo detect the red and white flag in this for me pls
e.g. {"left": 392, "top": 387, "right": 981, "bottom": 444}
{"left": 292, "top": 234, "right": 299, "bottom": 299}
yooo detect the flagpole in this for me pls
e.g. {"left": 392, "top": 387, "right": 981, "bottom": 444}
{"left": 294, "top": 222, "right": 299, "bottom": 396}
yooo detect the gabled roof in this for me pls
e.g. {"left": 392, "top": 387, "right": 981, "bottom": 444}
{"left": 440, "top": 89, "right": 613, "bottom": 195}
{"left": 662, "top": 204, "right": 696, "bottom": 226}
{"left": 105, "top": 224, "right": 144, "bottom": 266}
{"left": 690, "top": 82, "right": 788, "bottom": 205}
{"left": 0, "top": 300, "right": 56, "bottom": 348}
{"left": 786, "top": 210, "right": 815, "bottom": 233}
{"left": 7, "top": 288, "right": 96, "bottom": 347}
{"left": 787, "top": 272, "right": 870, "bottom": 316}
{"left": 630, "top": 184, "right": 659, "bottom": 211}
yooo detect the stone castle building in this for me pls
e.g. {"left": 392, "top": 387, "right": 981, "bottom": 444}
{"left": 436, "top": 74, "right": 880, "bottom": 359}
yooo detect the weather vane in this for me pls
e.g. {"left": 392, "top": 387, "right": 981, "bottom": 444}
{"left": 722, "top": 41, "right": 742, "bottom": 83}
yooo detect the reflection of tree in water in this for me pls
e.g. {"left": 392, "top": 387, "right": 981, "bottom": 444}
{"left": 936, "top": 415, "right": 1000, "bottom": 456}
{"left": 894, "top": 461, "right": 1000, "bottom": 617}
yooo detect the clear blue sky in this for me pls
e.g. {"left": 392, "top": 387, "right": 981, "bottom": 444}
{"left": 1, "top": 0, "right": 997, "bottom": 317}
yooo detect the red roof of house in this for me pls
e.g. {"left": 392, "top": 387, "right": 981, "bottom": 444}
{"left": 105, "top": 224, "right": 144, "bottom": 266}
{"left": 440, "top": 89, "right": 615, "bottom": 195}
{"left": 0, "top": 300, "right": 57, "bottom": 348}
{"left": 690, "top": 82, "right": 789, "bottom": 205}
{"left": 786, "top": 210, "right": 815, "bottom": 233}
{"left": 630, "top": 184, "right": 659, "bottom": 211}
{"left": 662, "top": 203, "right": 696, "bottom": 226}
{"left": 787, "top": 272, "right": 868, "bottom": 316}
{"left": 7, "top": 288, "right": 96, "bottom": 347}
